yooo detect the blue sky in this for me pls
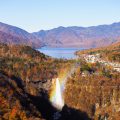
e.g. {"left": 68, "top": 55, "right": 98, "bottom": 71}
{"left": 0, "top": 0, "right": 120, "bottom": 32}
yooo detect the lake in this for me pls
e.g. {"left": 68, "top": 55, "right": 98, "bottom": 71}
{"left": 37, "top": 47, "right": 83, "bottom": 59}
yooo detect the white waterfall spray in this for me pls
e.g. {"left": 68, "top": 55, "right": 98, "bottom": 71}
{"left": 50, "top": 78, "right": 64, "bottom": 110}
{"left": 50, "top": 62, "right": 79, "bottom": 110}
{"left": 55, "top": 78, "right": 64, "bottom": 110}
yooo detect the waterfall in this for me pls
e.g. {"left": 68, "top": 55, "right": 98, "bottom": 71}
{"left": 55, "top": 78, "right": 64, "bottom": 109}
{"left": 50, "top": 78, "right": 64, "bottom": 110}
{"left": 50, "top": 63, "right": 79, "bottom": 110}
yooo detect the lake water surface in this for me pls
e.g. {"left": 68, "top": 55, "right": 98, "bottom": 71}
{"left": 37, "top": 47, "right": 83, "bottom": 59}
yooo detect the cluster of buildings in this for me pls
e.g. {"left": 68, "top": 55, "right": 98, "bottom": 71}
{"left": 82, "top": 54, "right": 120, "bottom": 72}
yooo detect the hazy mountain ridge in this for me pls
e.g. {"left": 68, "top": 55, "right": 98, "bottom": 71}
{"left": 33, "top": 22, "right": 120, "bottom": 48}
{"left": 1, "top": 21, "right": 120, "bottom": 48}
{"left": 0, "top": 22, "right": 43, "bottom": 48}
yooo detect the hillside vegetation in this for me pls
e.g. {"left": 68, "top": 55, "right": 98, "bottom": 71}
{"left": 0, "top": 43, "right": 120, "bottom": 120}
{"left": 76, "top": 42, "right": 120, "bottom": 62}
{"left": 64, "top": 60, "right": 120, "bottom": 120}
{"left": 0, "top": 43, "right": 76, "bottom": 120}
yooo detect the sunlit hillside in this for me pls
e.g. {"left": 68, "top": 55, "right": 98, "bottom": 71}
{"left": 76, "top": 41, "right": 120, "bottom": 62}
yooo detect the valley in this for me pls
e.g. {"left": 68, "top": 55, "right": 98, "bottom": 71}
{"left": 0, "top": 1, "right": 120, "bottom": 120}
{"left": 0, "top": 43, "right": 120, "bottom": 120}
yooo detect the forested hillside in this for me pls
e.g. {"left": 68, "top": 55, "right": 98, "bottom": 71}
{"left": 64, "top": 60, "right": 120, "bottom": 120}
{"left": 0, "top": 43, "right": 120, "bottom": 120}
{"left": 76, "top": 42, "right": 120, "bottom": 62}
{"left": 0, "top": 44, "right": 76, "bottom": 120}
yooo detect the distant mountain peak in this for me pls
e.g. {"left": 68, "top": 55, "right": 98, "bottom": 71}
{"left": 1, "top": 21, "right": 120, "bottom": 49}
{"left": 0, "top": 22, "right": 43, "bottom": 48}
{"left": 33, "top": 22, "right": 120, "bottom": 48}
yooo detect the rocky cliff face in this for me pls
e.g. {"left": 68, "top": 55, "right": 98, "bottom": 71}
{"left": 64, "top": 60, "right": 120, "bottom": 120}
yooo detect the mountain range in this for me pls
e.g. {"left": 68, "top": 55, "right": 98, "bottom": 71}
{"left": 33, "top": 22, "right": 120, "bottom": 48}
{"left": 0, "top": 22, "right": 43, "bottom": 48}
{"left": 1, "top": 22, "right": 120, "bottom": 48}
